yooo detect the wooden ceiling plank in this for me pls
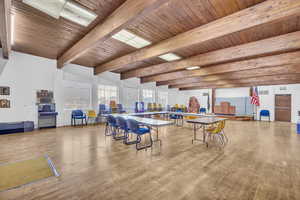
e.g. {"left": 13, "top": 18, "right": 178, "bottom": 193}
{"left": 121, "top": 31, "right": 300, "bottom": 79}
{"left": 179, "top": 79, "right": 300, "bottom": 91}
{"left": 169, "top": 64, "right": 300, "bottom": 88}
{"left": 95, "top": 0, "right": 300, "bottom": 74}
{"left": 0, "top": 0, "right": 11, "bottom": 59}
{"left": 141, "top": 51, "right": 300, "bottom": 83}
{"left": 172, "top": 72, "right": 300, "bottom": 88}
{"left": 57, "top": 0, "right": 170, "bottom": 68}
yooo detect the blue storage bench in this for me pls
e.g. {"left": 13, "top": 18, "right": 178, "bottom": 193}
{"left": 0, "top": 121, "right": 34, "bottom": 134}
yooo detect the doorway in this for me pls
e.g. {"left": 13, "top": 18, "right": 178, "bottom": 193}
{"left": 275, "top": 94, "right": 291, "bottom": 122}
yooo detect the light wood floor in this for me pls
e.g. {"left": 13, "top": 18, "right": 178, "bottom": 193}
{"left": 0, "top": 121, "right": 300, "bottom": 200}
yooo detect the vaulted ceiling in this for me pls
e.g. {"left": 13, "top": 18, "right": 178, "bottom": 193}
{"left": 2, "top": 0, "right": 300, "bottom": 90}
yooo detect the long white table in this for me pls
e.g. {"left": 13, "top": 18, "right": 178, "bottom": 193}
{"left": 108, "top": 111, "right": 216, "bottom": 118}
{"left": 103, "top": 114, "right": 174, "bottom": 147}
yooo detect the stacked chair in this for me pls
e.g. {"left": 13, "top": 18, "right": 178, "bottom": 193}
{"left": 153, "top": 103, "right": 157, "bottom": 111}
{"left": 147, "top": 103, "right": 153, "bottom": 112}
{"left": 99, "top": 104, "right": 111, "bottom": 115}
{"left": 158, "top": 104, "right": 163, "bottom": 111}
{"left": 135, "top": 102, "right": 145, "bottom": 113}
{"left": 117, "top": 104, "right": 126, "bottom": 113}
{"left": 109, "top": 100, "right": 118, "bottom": 113}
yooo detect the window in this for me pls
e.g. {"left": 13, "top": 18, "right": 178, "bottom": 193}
{"left": 98, "top": 85, "right": 118, "bottom": 105}
{"left": 142, "top": 89, "right": 155, "bottom": 104}
{"left": 63, "top": 82, "right": 92, "bottom": 110}
{"left": 157, "top": 91, "right": 168, "bottom": 106}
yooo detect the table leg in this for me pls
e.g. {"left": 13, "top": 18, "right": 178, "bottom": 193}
{"left": 191, "top": 123, "right": 206, "bottom": 144}
{"left": 192, "top": 123, "right": 196, "bottom": 144}
{"left": 203, "top": 125, "right": 206, "bottom": 143}
{"left": 152, "top": 126, "right": 162, "bottom": 147}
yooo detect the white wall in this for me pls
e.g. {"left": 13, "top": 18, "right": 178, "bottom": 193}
{"left": 0, "top": 49, "right": 8, "bottom": 75}
{"left": 257, "top": 84, "right": 300, "bottom": 123}
{"left": 216, "top": 87, "right": 250, "bottom": 98}
{"left": 0, "top": 50, "right": 96, "bottom": 127}
{"left": 180, "top": 89, "right": 212, "bottom": 112}
{"left": 0, "top": 50, "right": 184, "bottom": 127}
{"left": 2, "top": 50, "right": 299, "bottom": 126}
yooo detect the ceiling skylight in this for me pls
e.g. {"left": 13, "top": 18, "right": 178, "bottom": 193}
{"left": 186, "top": 66, "right": 200, "bottom": 70}
{"left": 112, "top": 30, "right": 152, "bottom": 49}
{"left": 22, "top": 0, "right": 97, "bottom": 27}
{"left": 158, "top": 53, "right": 181, "bottom": 61}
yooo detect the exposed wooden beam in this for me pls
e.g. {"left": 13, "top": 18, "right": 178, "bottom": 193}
{"left": 57, "top": 0, "right": 170, "bottom": 68}
{"left": 0, "top": 0, "right": 11, "bottom": 59}
{"left": 211, "top": 88, "right": 215, "bottom": 113}
{"left": 169, "top": 64, "right": 300, "bottom": 88}
{"left": 175, "top": 74, "right": 300, "bottom": 89}
{"left": 141, "top": 51, "right": 300, "bottom": 83}
{"left": 121, "top": 31, "right": 300, "bottom": 79}
{"left": 95, "top": 0, "right": 300, "bottom": 74}
{"left": 179, "top": 79, "right": 300, "bottom": 91}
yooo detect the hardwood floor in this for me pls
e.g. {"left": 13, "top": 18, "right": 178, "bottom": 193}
{"left": 0, "top": 121, "right": 300, "bottom": 200}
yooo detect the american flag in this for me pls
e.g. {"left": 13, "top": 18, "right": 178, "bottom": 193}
{"left": 251, "top": 87, "right": 260, "bottom": 106}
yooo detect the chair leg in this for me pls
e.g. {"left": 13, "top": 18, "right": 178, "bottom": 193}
{"left": 135, "top": 133, "right": 152, "bottom": 151}
{"left": 113, "top": 128, "right": 126, "bottom": 140}
{"left": 124, "top": 132, "right": 138, "bottom": 145}
{"left": 105, "top": 123, "right": 110, "bottom": 136}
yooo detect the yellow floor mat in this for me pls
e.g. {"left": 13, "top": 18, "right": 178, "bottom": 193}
{"left": 0, "top": 156, "right": 57, "bottom": 191}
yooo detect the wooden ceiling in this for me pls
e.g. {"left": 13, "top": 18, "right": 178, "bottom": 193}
{"left": 3, "top": 0, "right": 300, "bottom": 90}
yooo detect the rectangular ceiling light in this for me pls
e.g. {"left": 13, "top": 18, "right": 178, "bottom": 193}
{"left": 112, "top": 29, "right": 152, "bottom": 49}
{"left": 23, "top": 0, "right": 97, "bottom": 27}
{"left": 60, "top": 1, "right": 97, "bottom": 27}
{"left": 186, "top": 66, "right": 200, "bottom": 70}
{"left": 23, "top": 0, "right": 66, "bottom": 19}
{"left": 158, "top": 53, "right": 181, "bottom": 61}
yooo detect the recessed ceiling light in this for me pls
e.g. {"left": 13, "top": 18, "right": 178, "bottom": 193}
{"left": 22, "top": 0, "right": 97, "bottom": 26}
{"left": 186, "top": 66, "right": 200, "bottom": 70}
{"left": 158, "top": 53, "right": 181, "bottom": 61}
{"left": 23, "top": 0, "right": 66, "bottom": 19}
{"left": 112, "top": 29, "right": 151, "bottom": 49}
{"left": 60, "top": 1, "right": 97, "bottom": 27}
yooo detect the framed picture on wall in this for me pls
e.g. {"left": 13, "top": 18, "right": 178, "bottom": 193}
{"left": 0, "top": 99, "right": 10, "bottom": 108}
{"left": 0, "top": 87, "right": 10, "bottom": 95}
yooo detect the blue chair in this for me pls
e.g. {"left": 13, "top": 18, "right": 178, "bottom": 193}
{"left": 105, "top": 115, "right": 118, "bottom": 136}
{"left": 116, "top": 117, "right": 136, "bottom": 145}
{"left": 260, "top": 110, "right": 270, "bottom": 121}
{"left": 167, "top": 105, "right": 171, "bottom": 111}
{"left": 117, "top": 104, "right": 126, "bottom": 114}
{"left": 169, "top": 110, "right": 183, "bottom": 126}
{"left": 71, "top": 110, "right": 87, "bottom": 126}
{"left": 126, "top": 119, "right": 152, "bottom": 150}
{"left": 199, "top": 108, "right": 206, "bottom": 114}
{"left": 99, "top": 104, "right": 110, "bottom": 115}
{"left": 113, "top": 116, "right": 127, "bottom": 140}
